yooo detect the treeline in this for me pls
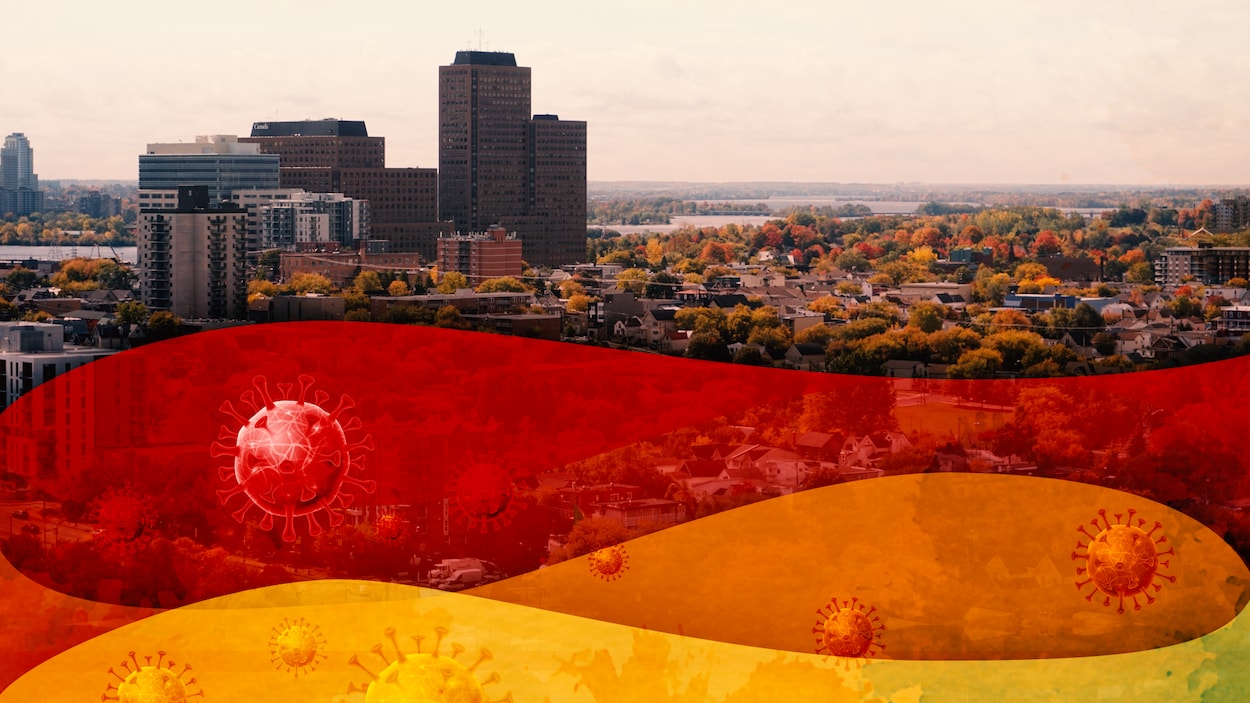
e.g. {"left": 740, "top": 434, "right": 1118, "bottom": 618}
{"left": 588, "top": 197, "right": 771, "bottom": 225}
{"left": 0, "top": 212, "right": 133, "bottom": 246}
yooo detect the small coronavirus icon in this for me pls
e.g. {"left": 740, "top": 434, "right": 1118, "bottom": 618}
{"left": 92, "top": 489, "right": 157, "bottom": 551}
{"left": 269, "top": 616, "right": 327, "bottom": 677}
{"left": 347, "top": 626, "right": 511, "bottom": 702}
{"left": 1073, "top": 507, "right": 1176, "bottom": 613}
{"left": 448, "top": 457, "right": 524, "bottom": 534}
{"left": 813, "top": 597, "right": 885, "bottom": 661}
{"left": 213, "top": 375, "right": 376, "bottom": 542}
{"left": 587, "top": 545, "right": 630, "bottom": 581}
{"left": 102, "top": 651, "right": 203, "bottom": 702}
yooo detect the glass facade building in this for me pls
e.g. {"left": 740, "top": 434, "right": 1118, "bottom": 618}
{"left": 138, "top": 154, "right": 280, "bottom": 204}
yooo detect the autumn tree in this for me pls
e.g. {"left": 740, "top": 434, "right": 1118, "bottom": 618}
{"left": 288, "top": 272, "right": 334, "bottom": 295}
{"left": 607, "top": 268, "right": 646, "bottom": 296}
{"left": 353, "top": 270, "right": 383, "bottom": 294}
{"left": 436, "top": 271, "right": 468, "bottom": 294}
{"left": 248, "top": 279, "right": 278, "bottom": 298}
{"left": 476, "top": 276, "right": 530, "bottom": 293}
{"left": 147, "top": 311, "right": 183, "bottom": 330}
{"left": 566, "top": 294, "right": 593, "bottom": 313}
{"left": 387, "top": 280, "right": 411, "bottom": 296}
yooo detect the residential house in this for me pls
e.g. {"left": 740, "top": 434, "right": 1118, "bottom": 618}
{"left": 839, "top": 432, "right": 912, "bottom": 469}
{"left": 598, "top": 498, "right": 686, "bottom": 530}
{"left": 785, "top": 343, "right": 826, "bottom": 371}
{"left": 640, "top": 308, "right": 680, "bottom": 346}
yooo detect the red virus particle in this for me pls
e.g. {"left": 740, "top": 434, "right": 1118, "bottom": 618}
{"left": 102, "top": 650, "right": 203, "bottom": 702}
{"left": 213, "top": 375, "right": 375, "bottom": 542}
{"left": 587, "top": 545, "right": 630, "bottom": 582}
{"left": 813, "top": 597, "right": 885, "bottom": 662}
{"left": 375, "top": 511, "right": 404, "bottom": 541}
{"left": 449, "top": 457, "right": 525, "bottom": 533}
{"left": 1073, "top": 507, "right": 1176, "bottom": 613}
{"left": 92, "top": 489, "right": 156, "bottom": 551}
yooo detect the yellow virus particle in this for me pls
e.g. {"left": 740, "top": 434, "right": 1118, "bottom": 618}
{"left": 587, "top": 545, "right": 630, "bottom": 581}
{"left": 102, "top": 651, "right": 203, "bottom": 702}
{"left": 1073, "top": 507, "right": 1176, "bottom": 613}
{"left": 347, "top": 626, "right": 511, "bottom": 703}
{"left": 813, "top": 597, "right": 885, "bottom": 662}
{"left": 269, "top": 616, "right": 327, "bottom": 677}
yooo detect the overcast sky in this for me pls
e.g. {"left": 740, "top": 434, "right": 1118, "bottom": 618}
{"left": 4, "top": 0, "right": 1247, "bottom": 184}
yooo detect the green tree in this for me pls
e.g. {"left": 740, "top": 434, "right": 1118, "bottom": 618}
{"left": 547, "top": 516, "right": 631, "bottom": 563}
{"left": 114, "top": 301, "right": 149, "bottom": 325}
{"left": 747, "top": 325, "right": 793, "bottom": 359}
{"left": 1126, "top": 261, "right": 1155, "bottom": 285}
{"left": 5, "top": 267, "right": 39, "bottom": 291}
{"left": 982, "top": 330, "right": 1048, "bottom": 372}
{"left": 685, "top": 330, "right": 730, "bottom": 361}
{"left": 948, "top": 348, "right": 1003, "bottom": 379}
{"left": 907, "top": 302, "right": 948, "bottom": 333}
{"left": 646, "top": 272, "right": 681, "bottom": 299}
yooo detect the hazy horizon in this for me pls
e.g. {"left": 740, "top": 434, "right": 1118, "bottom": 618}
{"left": 6, "top": 1, "right": 1247, "bottom": 185}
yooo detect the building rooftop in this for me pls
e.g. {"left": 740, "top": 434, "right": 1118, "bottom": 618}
{"left": 452, "top": 51, "right": 518, "bottom": 67}
{"left": 249, "top": 119, "right": 370, "bottom": 138}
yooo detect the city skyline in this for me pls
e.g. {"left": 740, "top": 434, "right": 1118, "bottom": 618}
{"left": 4, "top": 1, "right": 1249, "bottom": 185}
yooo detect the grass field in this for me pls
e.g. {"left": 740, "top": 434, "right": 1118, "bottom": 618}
{"left": 895, "top": 399, "right": 1013, "bottom": 439}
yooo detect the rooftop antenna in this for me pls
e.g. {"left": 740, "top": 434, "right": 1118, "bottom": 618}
{"left": 476, "top": 28, "right": 485, "bottom": 51}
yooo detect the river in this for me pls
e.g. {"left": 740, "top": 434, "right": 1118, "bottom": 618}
{"left": 0, "top": 245, "right": 138, "bottom": 264}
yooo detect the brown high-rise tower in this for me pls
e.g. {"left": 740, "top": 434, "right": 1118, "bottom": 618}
{"left": 439, "top": 51, "right": 586, "bottom": 267}
{"left": 243, "top": 119, "right": 446, "bottom": 258}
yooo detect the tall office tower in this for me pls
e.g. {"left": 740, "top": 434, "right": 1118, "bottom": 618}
{"left": 140, "top": 135, "right": 280, "bottom": 204}
{"left": 0, "top": 133, "right": 44, "bottom": 216}
{"left": 439, "top": 51, "right": 587, "bottom": 267}
{"left": 243, "top": 119, "right": 446, "bottom": 258}
{"left": 138, "top": 186, "right": 249, "bottom": 320}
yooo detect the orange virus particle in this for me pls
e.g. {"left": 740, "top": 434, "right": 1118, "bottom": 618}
{"left": 448, "top": 456, "right": 524, "bottom": 533}
{"left": 813, "top": 597, "right": 885, "bottom": 661}
{"left": 587, "top": 545, "right": 629, "bottom": 581}
{"left": 92, "top": 488, "right": 156, "bottom": 551}
{"left": 102, "top": 650, "right": 203, "bottom": 702}
{"left": 269, "top": 616, "right": 327, "bottom": 677}
{"left": 347, "top": 626, "right": 511, "bottom": 702}
{"left": 213, "top": 375, "right": 376, "bottom": 542}
{"left": 1073, "top": 507, "right": 1176, "bottom": 613}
